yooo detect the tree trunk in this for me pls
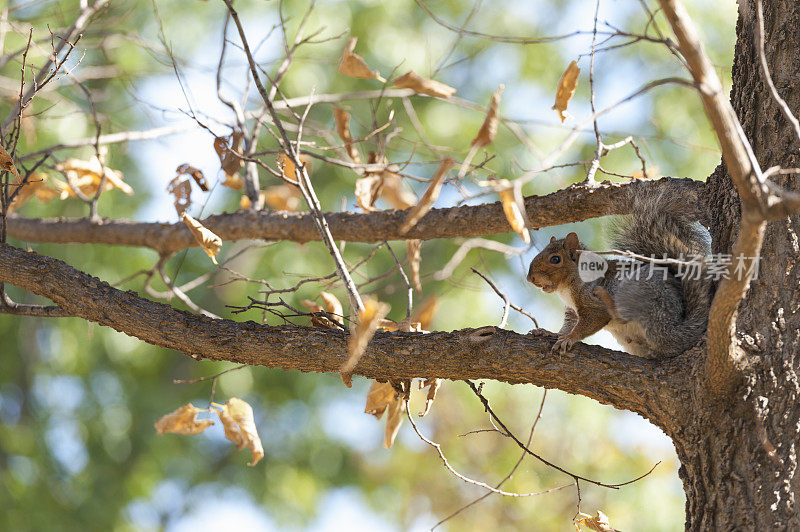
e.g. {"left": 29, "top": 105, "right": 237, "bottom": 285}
{"left": 681, "top": 0, "right": 800, "bottom": 528}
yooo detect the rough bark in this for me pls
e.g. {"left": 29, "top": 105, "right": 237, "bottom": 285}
{"left": 4, "top": 178, "right": 701, "bottom": 253}
{"left": 684, "top": 0, "right": 800, "bottom": 529}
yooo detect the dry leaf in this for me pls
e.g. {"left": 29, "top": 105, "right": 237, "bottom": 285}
{"left": 182, "top": 212, "right": 222, "bottom": 264}
{"left": 333, "top": 107, "right": 360, "bottom": 164}
{"left": 553, "top": 60, "right": 580, "bottom": 123}
{"left": 341, "top": 297, "right": 390, "bottom": 387}
{"left": 384, "top": 396, "right": 405, "bottom": 449}
{"left": 493, "top": 178, "right": 531, "bottom": 244}
{"left": 319, "top": 291, "right": 343, "bottom": 325}
{"left": 393, "top": 70, "right": 456, "bottom": 99}
{"left": 411, "top": 296, "right": 438, "bottom": 332}
{"left": 215, "top": 131, "right": 245, "bottom": 188}
{"left": 167, "top": 177, "right": 192, "bottom": 216}
{"left": 400, "top": 158, "right": 453, "bottom": 234}
{"left": 301, "top": 299, "right": 339, "bottom": 329}
{"left": 55, "top": 150, "right": 133, "bottom": 198}
{"left": 406, "top": 239, "right": 422, "bottom": 292}
{"left": 380, "top": 171, "right": 416, "bottom": 210}
{"left": 364, "top": 381, "right": 398, "bottom": 419}
{"left": 263, "top": 183, "right": 302, "bottom": 212}
{"left": 418, "top": 378, "right": 441, "bottom": 417}
{"left": 154, "top": 403, "right": 214, "bottom": 435}
{"left": 216, "top": 397, "right": 264, "bottom": 466}
{"left": 0, "top": 144, "right": 20, "bottom": 179}
{"left": 240, "top": 195, "right": 252, "bottom": 210}
{"left": 575, "top": 511, "right": 617, "bottom": 532}
{"left": 8, "top": 173, "right": 58, "bottom": 213}
{"left": 354, "top": 173, "right": 383, "bottom": 212}
{"left": 472, "top": 84, "right": 504, "bottom": 148}
{"left": 176, "top": 163, "right": 208, "bottom": 191}
{"left": 338, "top": 36, "right": 385, "bottom": 82}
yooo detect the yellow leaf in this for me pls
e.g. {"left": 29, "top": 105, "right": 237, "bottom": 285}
{"left": 632, "top": 165, "right": 659, "bottom": 179}
{"left": 240, "top": 195, "right": 252, "bottom": 210}
{"left": 393, "top": 70, "right": 456, "bottom": 99}
{"left": 471, "top": 84, "right": 504, "bottom": 148}
{"left": 364, "top": 381, "right": 397, "bottom": 419}
{"left": 216, "top": 397, "right": 264, "bottom": 466}
{"left": 319, "top": 291, "right": 343, "bottom": 325}
{"left": 55, "top": 149, "right": 133, "bottom": 197}
{"left": 341, "top": 297, "right": 390, "bottom": 387}
{"left": 154, "top": 403, "right": 214, "bottom": 435}
{"left": 400, "top": 158, "right": 453, "bottom": 234}
{"left": 338, "top": 36, "right": 385, "bottom": 82}
{"left": 181, "top": 212, "right": 222, "bottom": 264}
{"left": 494, "top": 178, "right": 530, "bottom": 243}
{"left": 176, "top": 163, "right": 208, "bottom": 191}
{"left": 406, "top": 239, "right": 422, "bottom": 292}
{"left": 553, "top": 60, "right": 580, "bottom": 123}
{"left": 263, "top": 183, "right": 302, "bottom": 212}
{"left": 0, "top": 144, "right": 20, "bottom": 179}
{"left": 575, "top": 511, "right": 616, "bottom": 532}
{"left": 333, "top": 107, "right": 360, "bottom": 164}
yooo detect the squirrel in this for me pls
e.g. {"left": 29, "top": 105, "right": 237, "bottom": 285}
{"left": 526, "top": 194, "right": 713, "bottom": 358}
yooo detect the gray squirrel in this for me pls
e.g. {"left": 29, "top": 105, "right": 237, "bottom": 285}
{"left": 526, "top": 194, "right": 713, "bottom": 358}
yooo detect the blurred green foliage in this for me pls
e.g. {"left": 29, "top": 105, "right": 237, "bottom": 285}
{"left": 0, "top": 0, "right": 737, "bottom": 530}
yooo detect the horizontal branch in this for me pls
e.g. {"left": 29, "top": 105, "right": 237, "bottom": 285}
{"left": 0, "top": 242, "right": 686, "bottom": 425}
{"left": 6, "top": 178, "right": 703, "bottom": 254}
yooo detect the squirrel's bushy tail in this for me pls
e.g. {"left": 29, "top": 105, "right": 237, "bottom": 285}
{"left": 611, "top": 192, "right": 713, "bottom": 353}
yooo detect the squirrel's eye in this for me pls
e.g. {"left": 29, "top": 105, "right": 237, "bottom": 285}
{"left": 549, "top": 255, "right": 561, "bottom": 264}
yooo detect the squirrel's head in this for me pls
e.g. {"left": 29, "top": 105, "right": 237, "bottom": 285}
{"left": 526, "top": 232, "right": 581, "bottom": 293}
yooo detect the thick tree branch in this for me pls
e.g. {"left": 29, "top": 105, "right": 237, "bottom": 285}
{"left": 0, "top": 242, "right": 685, "bottom": 425}
{"left": 6, "top": 178, "right": 702, "bottom": 254}
{"left": 657, "top": 0, "right": 765, "bottom": 399}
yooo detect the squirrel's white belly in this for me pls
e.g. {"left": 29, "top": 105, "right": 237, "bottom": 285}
{"left": 605, "top": 319, "right": 651, "bottom": 357}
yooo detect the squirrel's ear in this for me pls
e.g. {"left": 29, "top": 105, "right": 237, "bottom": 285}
{"left": 550, "top": 236, "right": 557, "bottom": 243}
{"left": 564, "top": 232, "right": 580, "bottom": 257}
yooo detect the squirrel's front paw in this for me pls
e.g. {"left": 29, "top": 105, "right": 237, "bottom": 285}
{"left": 552, "top": 334, "right": 576, "bottom": 353}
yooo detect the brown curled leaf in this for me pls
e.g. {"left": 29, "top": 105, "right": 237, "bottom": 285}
{"left": 380, "top": 171, "right": 416, "bottom": 210}
{"left": 471, "top": 84, "right": 504, "bottom": 148}
{"left": 406, "top": 239, "right": 422, "bottom": 292}
{"left": 181, "top": 212, "right": 222, "bottom": 264}
{"left": 341, "top": 297, "right": 390, "bottom": 387}
{"left": 176, "top": 163, "right": 208, "bottom": 191}
{"left": 400, "top": 158, "right": 454, "bottom": 234}
{"left": 338, "top": 36, "right": 385, "bottom": 82}
{"left": 575, "top": 511, "right": 617, "bottom": 532}
{"left": 354, "top": 173, "right": 383, "bottom": 212}
{"left": 0, "top": 144, "right": 20, "bottom": 179}
{"left": 364, "top": 380, "right": 398, "bottom": 419}
{"left": 553, "top": 60, "right": 580, "bottom": 123}
{"left": 55, "top": 149, "right": 133, "bottom": 198}
{"left": 333, "top": 107, "right": 361, "bottom": 164}
{"left": 301, "top": 299, "right": 338, "bottom": 329}
{"left": 154, "top": 403, "right": 213, "bottom": 435}
{"left": 8, "top": 172, "right": 58, "bottom": 213}
{"left": 216, "top": 397, "right": 264, "bottom": 466}
{"left": 384, "top": 395, "right": 405, "bottom": 449}
{"left": 215, "top": 130, "right": 245, "bottom": 189}
{"left": 392, "top": 70, "right": 456, "bottom": 99}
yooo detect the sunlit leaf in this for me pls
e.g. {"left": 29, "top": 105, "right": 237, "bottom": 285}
{"left": 393, "top": 70, "right": 456, "bottom": 98}
{"left": 216, "top": 397, "right": 264, "bottom": 467}
{"left": 406, "top": 239, "right": 422, "bottom": 292}
{"left": 380, "top": 171, "right": 416, "bottom": 210}
{"left": 471, "top": 84, "right": 504, "bottom": 148}
{"left": 0, "top": 144, "right": 20, "bottom": 179}
{"left": 333, "top": 107, "right": 361, "bottom": 164}
{"left": 338, "top": 36, "right": 385, "bottom": 82}
{"left": 490, "top": 178, "right": 530, "bottom": 243}
{"left": 553, "top": 60, "right": 580, "bottom": 123}
{"left": 55, "top": 149, "right": 133, "bottom": 198}
{"left": 181, "top": 212, "right": 222, "bottom": 264}
{"left": 575, "top": 511, "right": 616, "bottom": 532}
{"left": 384, "top": 395, "right": 405, "bottom": 449}
{"left": 355, "top": 173, "right": 383, "bottom": 212}
{"left": 8, "top": 172, "right": 58, "bottom": 213}
{"left": 400, "top": 158, "right": 453, "bottom": 233}
{"left": 364, "top": 381, "right": 397, "bottom": 419}
{"left": 154, "top": 403, "right": 214, "bottom": 435}
{"left": 341, "top": 297, "right": 390, "bottom": 387}
{"left": 319, "top": 291, "right": 344, "bottom": 325}
{"left": 418, "top": 378, "right": 441, "bottom": 417}
{"left": 263, "top": 183, "right": 302, "bottom": 212}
